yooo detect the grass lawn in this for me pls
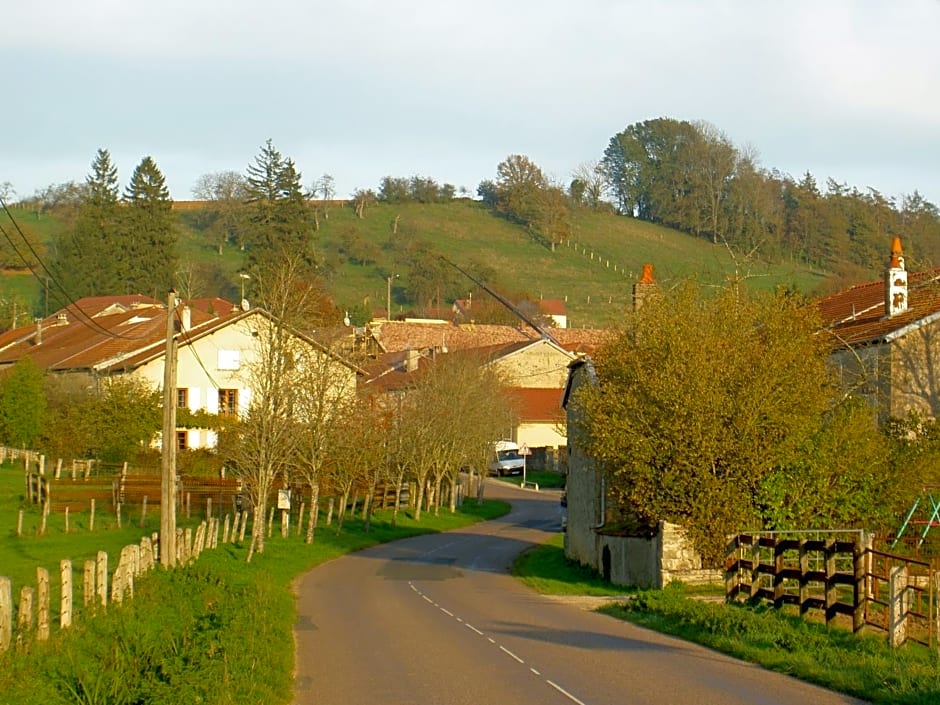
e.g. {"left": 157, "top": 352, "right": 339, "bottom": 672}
{"left": 0, "top": 461, "right": 510, "bottom": 705}
{"left": 513, "top": 534, "right": 940, "bottom": 704}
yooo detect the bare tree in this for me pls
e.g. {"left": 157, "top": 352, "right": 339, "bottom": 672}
{"left": 225, "top": 255, "right": 343, "bottom": 560}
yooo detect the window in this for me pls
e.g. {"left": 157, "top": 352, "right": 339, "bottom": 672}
{"left": 218, "top": 350, "right": 240, "bottom": 370}
{"left": 177, "top": 388, "right": 189, "bottom": 410}
{"left": 177, "top": 431, "right": 188, "bottom": 451}
{"left": 219, "top": 389, "right": 239, "bottom": 417}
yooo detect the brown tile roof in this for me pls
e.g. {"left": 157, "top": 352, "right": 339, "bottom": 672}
{"left": 507, "top": 387, "right": 566, "bottom": 422}
{"left": 0, "top": 301, "right": 240, "bottom": 373}
{"left": 369, "top": 320, "right": 612, "bottom": 355}
{"left": 817, "top": 269, "right": 940, "bottom": 348}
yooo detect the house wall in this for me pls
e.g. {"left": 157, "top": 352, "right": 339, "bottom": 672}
{"left": 134, "top": 317, "right": 358, "bottom": 449}
{"left": 830, "top": 321, "right": 940, "bottom": 421}
{"left": 887, "top": 323, "right": 940, "bottom": 419}
{"left": 516, "top": 421, "right": 566, "bottom": 451}
{"left": 493, "top": 343, "right": 573, "bottom": 388}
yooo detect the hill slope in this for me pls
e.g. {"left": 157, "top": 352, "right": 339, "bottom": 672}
{"left": 2, "top": 202, "right": 827, "bottom": 328}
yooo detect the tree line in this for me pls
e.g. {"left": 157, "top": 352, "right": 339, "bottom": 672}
{"left": 600, "top": 117, "right": 940, "bottom": 288}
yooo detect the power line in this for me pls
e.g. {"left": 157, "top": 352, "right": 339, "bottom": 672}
{"left": 0, "top": 197, "right": 152, "bottom": 341}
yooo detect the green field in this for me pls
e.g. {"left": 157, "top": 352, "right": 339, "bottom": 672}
{"left": 1, "top": 202, "right": 827, "bottom": 328}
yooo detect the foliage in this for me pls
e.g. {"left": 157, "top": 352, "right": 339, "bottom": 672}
{"left": 243, "top": 139, "right": 316, "bottom": 270}
{"left": 122, "top": 155, "right": 177, "bottom": 297}
{"left": 0, "top": 357, "right": 46, "bottom": 448}
{"left": 605, "top": 585, "right": 940, "bottom": 705}
{"left": 571, "top": 281, "right": 887, "bottom": 565}
{"left": 377, "top": 175, "right": 455, "bottom": 204}
{"left": 50, "top": 149, "right": 122, "bottom": 304}
{"left": 40, "top": 375, "right": 161, "bottom": 462}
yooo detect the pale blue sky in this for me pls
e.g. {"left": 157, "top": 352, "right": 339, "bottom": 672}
{"left": 3, "top": 0, "right": 939, "bottom": 206}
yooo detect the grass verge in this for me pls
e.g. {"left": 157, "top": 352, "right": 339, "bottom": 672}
{"left": 0, "top": 499, "right": 510, "bottom": 705}
{"left": 513, "top": 534, "right": 940, "bottom": 704}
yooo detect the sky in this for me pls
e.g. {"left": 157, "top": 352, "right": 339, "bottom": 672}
{"left": 3, "top": 1, "right": 940, "bottom": 207}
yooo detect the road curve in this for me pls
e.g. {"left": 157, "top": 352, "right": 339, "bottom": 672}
{"left": 293, "top": 480, "right": 866, "bottom": 705}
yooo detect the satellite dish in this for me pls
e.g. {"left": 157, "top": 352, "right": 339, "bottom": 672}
{"left": 241, "top": 299, "right": 251, "bottom": 311}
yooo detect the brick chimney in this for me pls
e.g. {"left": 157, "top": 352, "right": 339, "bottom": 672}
{"left": 633, "top": 263, "right": 656, "bottom": 311}
{"left": 885, "top": 236, "right": 908, "bottom": 317}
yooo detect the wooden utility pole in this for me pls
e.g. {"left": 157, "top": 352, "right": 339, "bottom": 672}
{"left": 160, "top": 290, "right": 178, "bottom": 567}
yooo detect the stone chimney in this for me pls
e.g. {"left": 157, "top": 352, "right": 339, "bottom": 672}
{"left": 885, "top": 236, "right": 908, "bottom": 317}
{"left": 404, "top": 348, "right": 420, "bottom": 373}
{"left": 632, "top": 263, "right": 656, "bottom": 311}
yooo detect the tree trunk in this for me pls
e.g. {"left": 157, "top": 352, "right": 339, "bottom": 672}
{"left": 413, "top": 478, "right": 426, "bottom": 522}
{"left": 448, "top": 475, "right": 459, "bottom": 513}
{"left": 247, "top": 504, "right": 265, "bottom": 562}
{"left": 306, "top": 484, "right": 319, "bottom": 544}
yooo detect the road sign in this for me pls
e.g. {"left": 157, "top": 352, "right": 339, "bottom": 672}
{"left": 520, "top": 443, "right": 531, "bottom": 456}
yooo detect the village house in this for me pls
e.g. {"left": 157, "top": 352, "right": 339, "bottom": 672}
{"left": 360, "top": 318, "right": 611, "bottom": 465}
{"left": 0, "top": 295, "right": 362, "bottom": 450}
{"left": 817, "top": 236, "right": 940, "bottom": 421}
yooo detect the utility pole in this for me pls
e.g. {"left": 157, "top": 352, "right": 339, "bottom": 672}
{"left": 160, "top": 290, "right": 178, "bottom": 567}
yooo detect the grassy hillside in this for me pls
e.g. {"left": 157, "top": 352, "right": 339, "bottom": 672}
{"left": 1, "top": 202, "right": 828, "bottom": 328}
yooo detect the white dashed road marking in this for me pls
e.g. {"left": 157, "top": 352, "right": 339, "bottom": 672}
{"left": 408, "top": 580, "right": 590, "bottom": 705}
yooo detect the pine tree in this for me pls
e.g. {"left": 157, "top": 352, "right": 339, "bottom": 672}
{"left": 244, "top": 139, "right": 315, "bottom": 270}
{"left": 123, "top": 156, "right": 176, "bottom": 297}
{"left": 50, "top": 148, "right": 123, "bottom": 303}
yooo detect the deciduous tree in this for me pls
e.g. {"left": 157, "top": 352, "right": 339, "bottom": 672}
{"left": 571, "top": 281, "right": 885, "bottom": 565}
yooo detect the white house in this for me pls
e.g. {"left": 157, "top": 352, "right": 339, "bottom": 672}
{"left": 0, "top": 296, "right": 362, "bottom": 450}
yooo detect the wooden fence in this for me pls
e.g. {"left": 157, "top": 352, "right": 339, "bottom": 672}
{"left": 0, "top": 514, "right": 233, "bottom": 653}
{"left": 726, "top": 530, "right": 940, "bottom": 648}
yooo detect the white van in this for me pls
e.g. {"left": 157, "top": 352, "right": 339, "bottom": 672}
{"left": 488, "top": 440, "right": 525, "bottom": 476}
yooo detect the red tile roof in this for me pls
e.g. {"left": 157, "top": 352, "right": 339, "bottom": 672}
{"left": 817, "top": 269, "right": 940, "bottom": 348}
{"left": 507, "top": 387, "right": 566, "bottom": 422}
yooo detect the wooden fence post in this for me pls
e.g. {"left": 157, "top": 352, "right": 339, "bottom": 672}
{"left": 16, "top": 509, "right": 22, "bottom": 537}
{"left": 281, "top": 509, "right": 289, "bottom": 538}
{"left": 0, "top": 576, "right": 11, "bottom": 653}
{"left": 773, "top": 538, "right": 785, "bottom": 609}
{"left": 239, "top": 511, "right": 248, "bottom": 542}
{"left": 60, "top": 559, "right": 72, "bottom": 629}
{"left": 890, "top": 565, "right": 909, "bottom": 648}
{"left": 90, "top": 498, "right": 96, "bottom": 531}
{"left": 83, "top": 560, "right": 95, "bottom": 607}
{"left": 749, "top": 536, "right": 760, "bottom": 600}
{"left": 853, "top": 539, "right": 866, "bottom": 633}
{"left": 36, "top": 567, "right": 49, "bottom": 641}
{"left": 17, "top": 586, "right": 33, "bottom": 642}
{"left": 825, "top": 539, "right": 837, "bottom": 627}
{"left": 140, "top": 496, "right": 148, "bottom": 527}
{"left": 222, "top": 514, "right": 231, "bottom": 544}
{"left": 96, "top": 551, "right": 108, "bottom": 610}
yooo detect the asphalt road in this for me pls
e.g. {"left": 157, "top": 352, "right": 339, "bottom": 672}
{"left": 293, "top": 480, "right": 866, "bottom": 705}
